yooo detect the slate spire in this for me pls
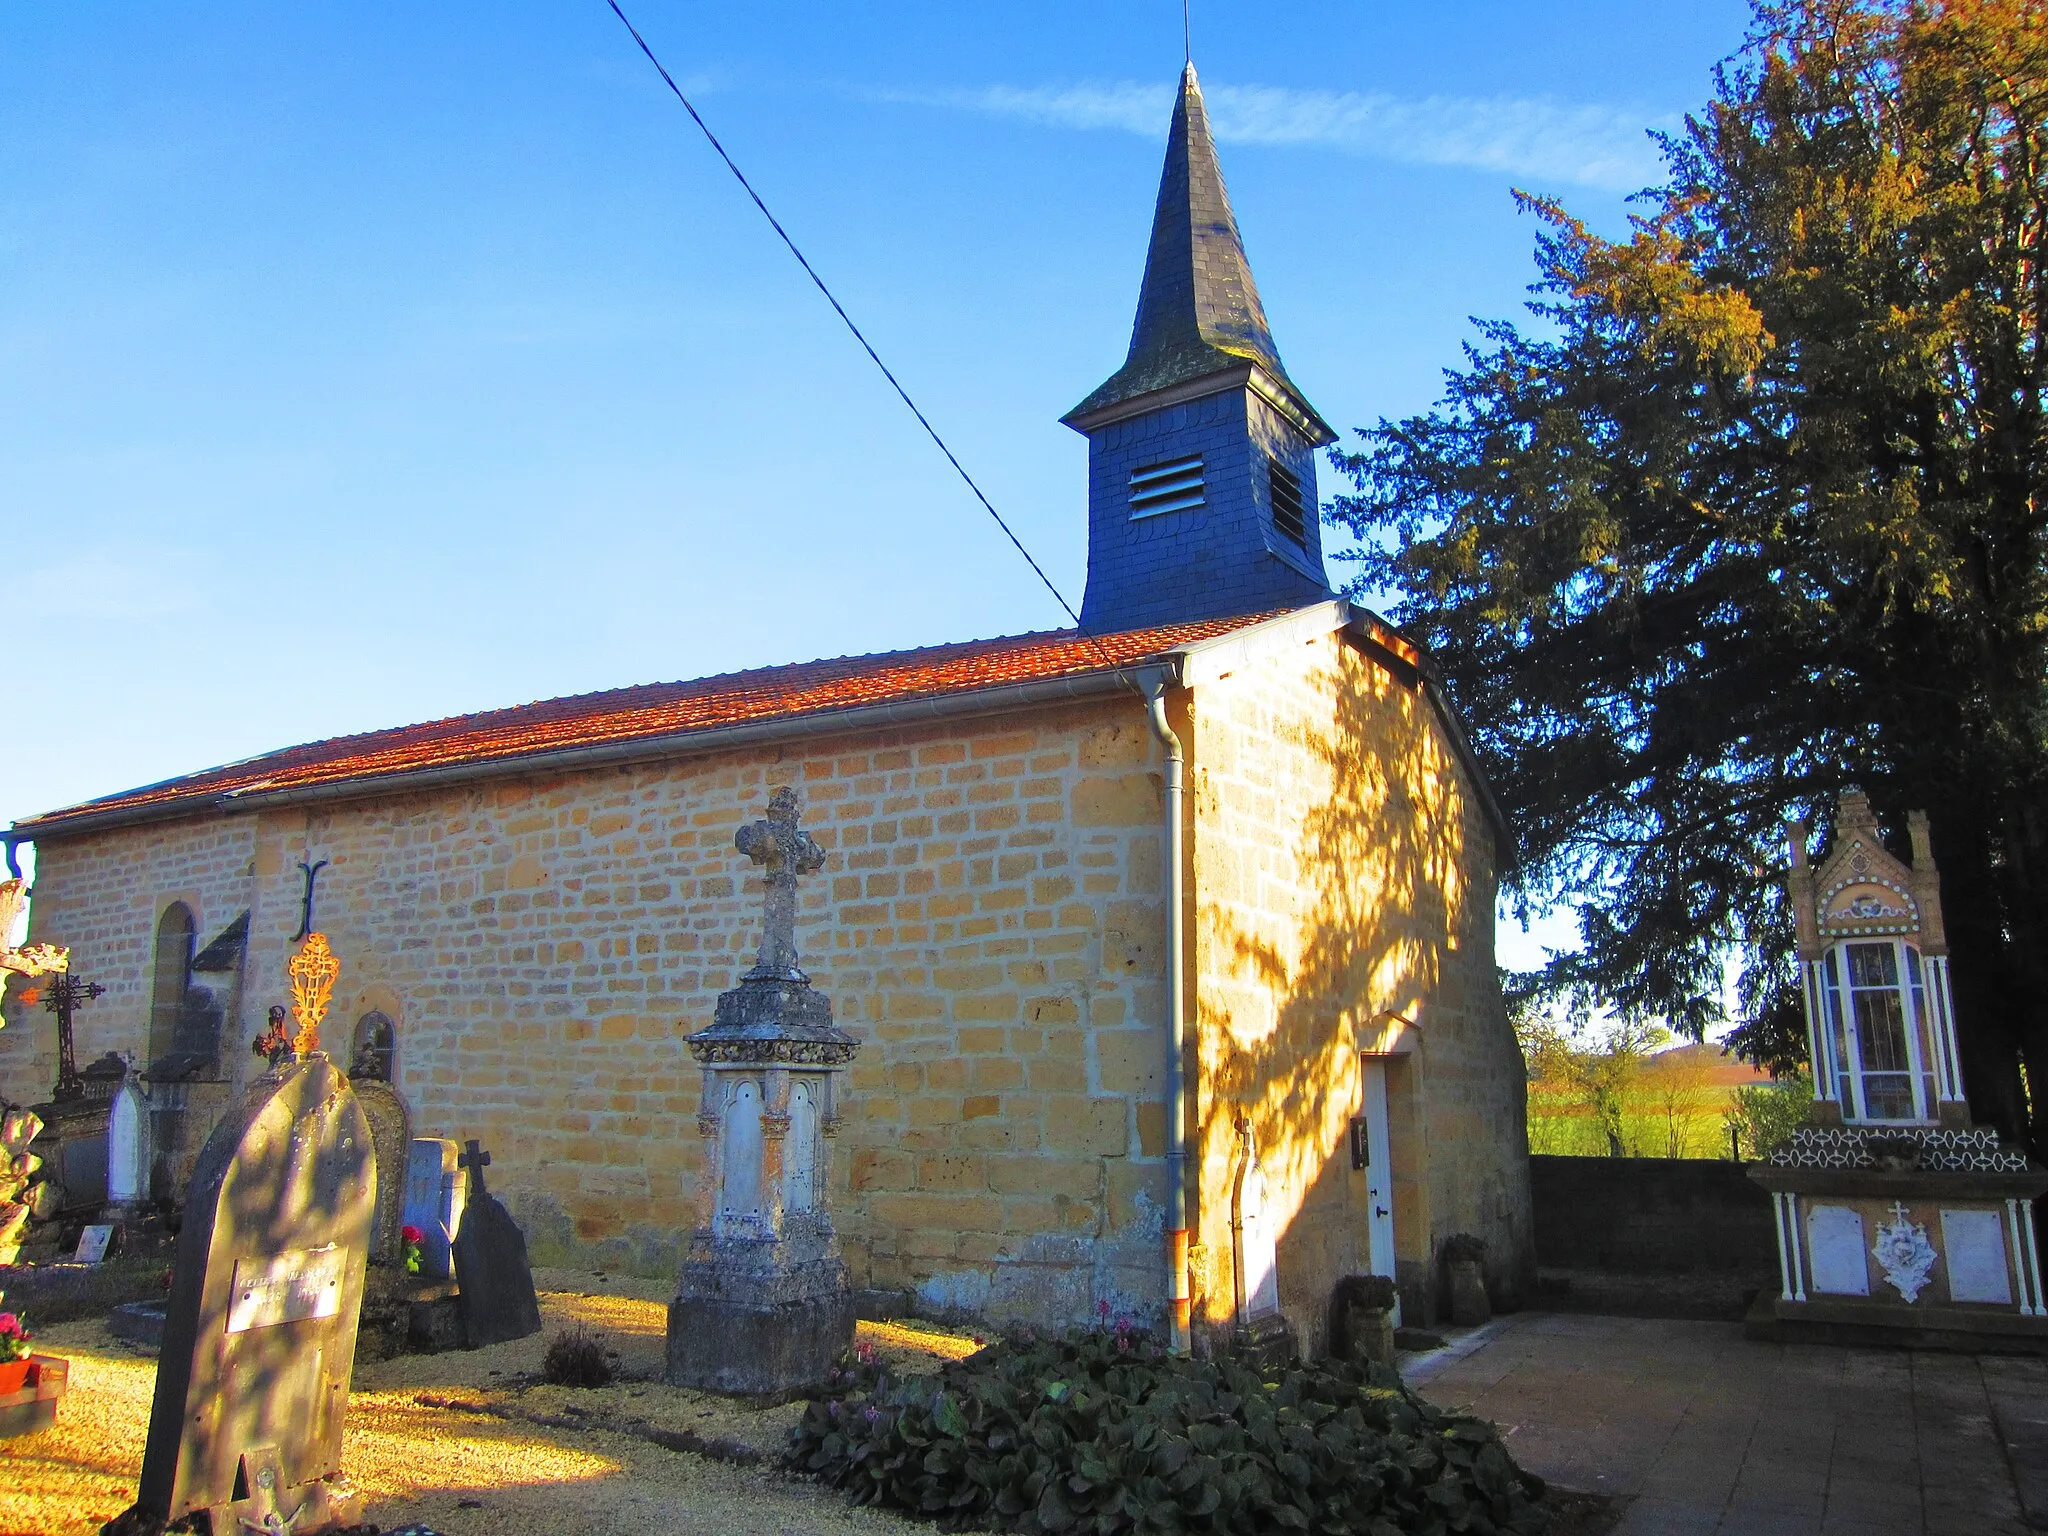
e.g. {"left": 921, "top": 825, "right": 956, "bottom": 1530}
{"left": 1064, "top": 64, "right": 1327, "bottom": 436}
{"left": 1064, "top": 62, "right": 1334, "bottom": 632}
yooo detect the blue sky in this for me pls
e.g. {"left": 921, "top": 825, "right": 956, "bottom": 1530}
{"left": 2, "top": 1, "right": 1752, "bottom": 968}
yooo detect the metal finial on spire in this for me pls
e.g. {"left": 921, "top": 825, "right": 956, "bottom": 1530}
{"left": 1183, "top": 0, "right": 1191, "bottom": 64}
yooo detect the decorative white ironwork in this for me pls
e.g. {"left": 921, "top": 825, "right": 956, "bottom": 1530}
{"left": 1873, "top": 1201, "right": 1938, "bottom": 1303}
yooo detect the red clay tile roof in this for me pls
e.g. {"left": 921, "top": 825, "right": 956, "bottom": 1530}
{"left": 21, "top": 612, "right": 1281, "bottom": 834}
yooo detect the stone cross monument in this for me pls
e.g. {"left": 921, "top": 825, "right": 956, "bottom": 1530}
{"left": 667, "top": 786, "right": 859, "bottom": 1395}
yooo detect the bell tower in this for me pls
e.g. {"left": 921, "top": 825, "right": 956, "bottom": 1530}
{"left": 1064, "top": 64, "right": 1335, "bottom": 632}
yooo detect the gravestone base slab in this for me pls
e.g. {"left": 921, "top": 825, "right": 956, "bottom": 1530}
{"left": 1745, "top": 1288, "right": 2048, "bottom": 1355}
{"left": 206, "top": 1455, "right": 362, "bottom": 1536}
{"left": 410, "top": 1287, "right": 466, "bottom": 1353}
{"left": 666, "top": 1287, "right": 855, "bottom": 1398}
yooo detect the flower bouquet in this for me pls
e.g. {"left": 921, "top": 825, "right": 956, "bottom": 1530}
{"left": 0, "top": 1299, "right": 31, "bottom": 1393}
{"left": 402, "top": 1224, "right": 424, "bottom": 1276}
{"left": 0, "top": 1287, "right": 70, "bottom": 1438}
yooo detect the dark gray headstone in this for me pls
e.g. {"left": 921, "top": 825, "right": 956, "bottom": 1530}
{"left": 349, "top": 1079, "right": 412, "bottom": 1266}
{"left": 117, "top": 1053, "right": 373, "bottom": 1533}
{"left": 450, "top": 1140, "right": 540, "bottom": 1349}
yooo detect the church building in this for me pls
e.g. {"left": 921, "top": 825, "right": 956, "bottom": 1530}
{"left": 2, "top": 66, "right": 1532, "bottom": 1346}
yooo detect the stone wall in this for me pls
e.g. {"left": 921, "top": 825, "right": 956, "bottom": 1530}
{"left": 4, "top": 637, "right": 1524, "bottom": 1336}
{"left": 1187, "top": 630, "right": 1532, "bottom": 1345}
{"left": 3, "top": 700, "right": 1177, "bottom": 1324}
{"left": 1530, "top": 1154, "right": 1778, "bottom": 1275}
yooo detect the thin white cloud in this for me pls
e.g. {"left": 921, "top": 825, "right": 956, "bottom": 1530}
{"left": 879, "top": 80, "right": 1671, "bottom": 192}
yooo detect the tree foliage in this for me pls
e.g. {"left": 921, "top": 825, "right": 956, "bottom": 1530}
{"left": 1330, "top": 0, "right": 2048, "bottom": 1142}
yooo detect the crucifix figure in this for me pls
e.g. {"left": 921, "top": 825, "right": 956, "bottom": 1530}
{"left": 736, "top": 786, "right": 826, "bottom": 979}
{"left": 459, "top": 1138, "right": 492, "bottom": 1199}
{"left": 44, "top": 972, "right": 106, "bottom": 1102}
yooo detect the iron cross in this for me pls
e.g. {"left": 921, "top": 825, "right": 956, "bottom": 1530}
{"left": 736, "top": 786, "right": 825, "bottom": 979}
{"left": 459, "top": 1139, "right": 492, "bottom": 1198}
{"left": 45, "top": 972, "right": 106, "bottom": 1102}
{"left": 290, "top": 858, "right": 329, "bottom": 943}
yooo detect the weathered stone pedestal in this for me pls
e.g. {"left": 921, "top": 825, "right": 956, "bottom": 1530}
{"left": 667, "top": 788, "right": 860, "bottom": 1397}
{"left": 668, "top": 970, "right": 859, "bottom": 1395}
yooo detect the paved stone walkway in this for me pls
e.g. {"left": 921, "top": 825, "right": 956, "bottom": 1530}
{"left": 1408, "top": 1312, "right": 2048, "bottom": 1536}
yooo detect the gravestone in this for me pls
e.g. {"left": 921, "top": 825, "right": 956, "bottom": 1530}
{"left": 400, "top": 1138, "right": 465, "bottom": 1280}
{"left": 350, "top": 1079, "right": 412, "bottom": 1266}
{"left": 107, "top": 1072, "right": 149, "bottom": 1212}
{"left": 113, "top": 1052, "right": 374, "bottom": 1533}
{"left": 73, "top": 1223, "right": 114, "bottom": 1263}
{"left": 450, "top": 1140, "right": 541, "bottom": 1348}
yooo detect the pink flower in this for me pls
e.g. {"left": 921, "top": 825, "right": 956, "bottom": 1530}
{"left": 0, "top": 1314, "right": 20, "bottom": 1338}
{"left": 401, "top": 1225, "right": 424, "bottom": 1245}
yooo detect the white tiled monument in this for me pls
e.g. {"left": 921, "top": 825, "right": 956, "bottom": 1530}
{"left": 1749, "top": 791, "right": 2048, "bottom": 1347}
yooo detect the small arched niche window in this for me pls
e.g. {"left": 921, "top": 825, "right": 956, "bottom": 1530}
{"left": 350, "top": 1011, "right": 397, "bottom": 1083}
{"left": 148, "top": 903, "right": 196, "bottom": 1066}
{"left": 1819, "top": 939, "right": 1937, "bottom": 1124}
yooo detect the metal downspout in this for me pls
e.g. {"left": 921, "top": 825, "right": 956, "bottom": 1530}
{"left": 1145, "top": 681, "right": 1190, "bottom": 1354}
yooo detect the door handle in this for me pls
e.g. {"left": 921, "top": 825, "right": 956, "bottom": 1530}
{"left": 1375, "top": 1206, "right": 1389, "bottom": 1219}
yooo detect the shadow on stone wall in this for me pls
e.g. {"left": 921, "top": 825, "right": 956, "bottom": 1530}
{"left": 1197, "top": 643, "right": 1533, "bottom": 1347}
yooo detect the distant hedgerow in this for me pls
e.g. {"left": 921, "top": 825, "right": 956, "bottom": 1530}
{"left": 790, "top": 1324, "right": 1548, "bottom": 1535}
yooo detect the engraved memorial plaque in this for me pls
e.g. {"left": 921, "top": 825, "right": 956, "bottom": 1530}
{"left": 1807, "top": 1204, "right": 1871, "bottom": 1296}
{"left": 225, "top": 1247, "right": 347, "bottom": 1333}
{"left": 1941, "top": 1208, "right": 2013, "bottom": 1305}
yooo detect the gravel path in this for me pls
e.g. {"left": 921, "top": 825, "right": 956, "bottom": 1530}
{"left": 4, "top": 1272, "right": 972, "bottom": 1536}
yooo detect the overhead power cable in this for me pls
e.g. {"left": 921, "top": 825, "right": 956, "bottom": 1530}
{"left": 601, "top": 0, "right": 1100, "bottom": 642}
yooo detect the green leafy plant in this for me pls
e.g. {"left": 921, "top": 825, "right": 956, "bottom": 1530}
{"left": 1332, "top": 1274, "right": 1398, "bottom": 1314}
{"left": 1726, "top": 1074, "right": 1813, "bottom": 1160}
{"left": 792, "top": 1324, "right": 1548, "bottom": 1534}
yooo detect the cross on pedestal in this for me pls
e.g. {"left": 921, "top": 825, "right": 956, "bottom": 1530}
{"left": 736, "top": 786, "right": 826, "bottom": 979}
{"left": 459, "top": 1139, "right": 492, "bottom": 1199}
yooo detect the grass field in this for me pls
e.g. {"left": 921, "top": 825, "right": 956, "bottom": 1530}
{"left": 1526, "top": 1042, "right": 1776, "bottom": 1159}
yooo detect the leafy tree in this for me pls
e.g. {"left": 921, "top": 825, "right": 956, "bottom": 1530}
{"left": 1331, "top": 0, "right": 2048, "bottom": 1146}
{"left": 1517, "top": 1016, "right": 1666, "bottom": 1156}
{"left": 1727, "top": 1074, "right": 1816, "bottom": 1158}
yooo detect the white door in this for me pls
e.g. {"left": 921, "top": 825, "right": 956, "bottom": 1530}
{"left": 1361, "top": 1057, "right": 1399, "bottom": 1322}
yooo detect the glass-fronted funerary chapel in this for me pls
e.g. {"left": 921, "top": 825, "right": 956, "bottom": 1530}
{"left": 2, "top": 66, "right": 1534, "bottom": 1348}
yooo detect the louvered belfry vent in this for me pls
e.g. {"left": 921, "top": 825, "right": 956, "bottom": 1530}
{"left": 1129, "top": 456, "right": 1206, "bottom": 518}
{"left": 1268, "top": 458, "right": 1307, "bottom": 546}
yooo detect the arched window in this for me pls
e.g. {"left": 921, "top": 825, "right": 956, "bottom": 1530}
{"left": 1819, "top": 939, "right": 1937, "bottom": 1123}
{"left": 148, "top": 904, "right": 196, "bottom": 1067}
{"left": 350, "top": 1011, "right": 396, "bottom": 1082}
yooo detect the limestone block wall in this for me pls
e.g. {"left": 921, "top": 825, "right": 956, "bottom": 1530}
{"left": 3, "top": 699, "right": 1177, "bottom": 1325}
{"left": 0, "top": 819, "right": 256, "bottom": 1098}
{"left": 1186, "top": 630, "right": 1532, "bottom": 1344}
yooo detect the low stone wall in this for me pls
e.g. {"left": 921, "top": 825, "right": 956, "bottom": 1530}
{"left": 1530, "top": 1155, "right": 1777, "bottom": 1275}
